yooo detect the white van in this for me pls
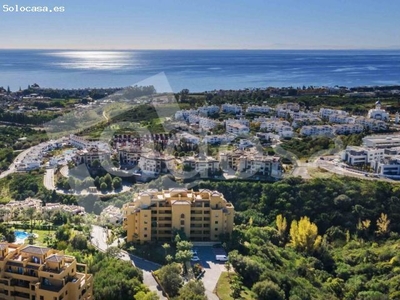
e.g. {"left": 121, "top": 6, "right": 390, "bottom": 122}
{"left": 215, "top": 255, "right": 228, "bottom": 262}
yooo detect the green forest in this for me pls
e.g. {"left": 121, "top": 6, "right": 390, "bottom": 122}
{"left": 198, "top": 177, "right": 400, "bottom": 299}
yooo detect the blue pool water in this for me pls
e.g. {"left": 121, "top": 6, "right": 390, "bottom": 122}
{"left": 14, "top": 231, "right": 29, "bottom": 241}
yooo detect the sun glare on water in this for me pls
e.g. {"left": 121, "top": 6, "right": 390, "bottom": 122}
{"left": 45, "top": 51, "right": 139, "bottom": 70}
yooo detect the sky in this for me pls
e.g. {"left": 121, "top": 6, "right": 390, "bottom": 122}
{"left": 0, "top": 0, "right": 399, "bottom": 50}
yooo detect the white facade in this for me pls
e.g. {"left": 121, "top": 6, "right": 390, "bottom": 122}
{"left": 260, "top": 120, "right": 290, "bottom": 132}
{"left": 367, "top": 101, "right": 389, "bottom": 121}
{"left": 197, "top": 105, "right": 220, "bottom": 116}
{"left": 329, "top": 114, "right": 356, "bottom": 124}
{"left": 221, "top": 104, "right": 242, "bottom": 114}
{"left": 355, "top": 117, "right": 387, "bottom": 131}
{"left": 319, "top": 108, "right": 348, "bottom": 119}
{"left": 333, "top": 124, "right": 364, "bottom": 135}
{"left": 300, "top": 125, "right": 334, "bottom": 136}
{"left": 225, "top": 118, "right": 250, "bottom": 127}
{"left": 362, "top": 135, "right": 400, "bottom": 148}
{"left": 226, "top": 123, "right": 250, "bottom": 135}
{"left": 342, "top": 146, "right": 385, "bottom": 165}
{"left": 203, "top": 134, "right": 235, "bottom": 145}
{"left": 246, "top": 105, "right": 271, "bottom": 114}
{"left": 177, "top": 132, "right": 200, "bottom": 144}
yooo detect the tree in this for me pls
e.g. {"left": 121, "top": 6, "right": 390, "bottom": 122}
{"left": 225, "top": 262, "right": 231, "bottom": 278}
{"left": 71, "top": 234, "right": 88, "bottom": 250}
{"left": 177, "top": 280, "right": 206, "bottom": 300}
{"left": 134, "top": 291, "right": 159, "bottom": 300}
{"left": 176, "top": 240, "right": 193, "bottom": 252}
{"left": 92, "top": 254, "right": 145, "bottom": 300}
{"left": 162, "top": 243, "right": 170, "bottom": 256}
{"left": 100, "top": 182, "right": 108, "bottom": 191}
{"left": 104, "top": 173, "right": 113, "bottom": 190}
{"left": 276, "top": 214, "right": 288, "bottom": 244}
{"left": 92, "top": 159, "right": 101, "bottom": 168}
{"left": 105, "top": 246, "right": 120, "bottom": 258}
{"left": 25, "top": 207, "right": 36, "bottom": 233}
{"left": 175, "top": 250, "right": 192, "bottom": 264}
{"left": 376, "top": 213, "right": 390, "bottom": 236}
{"left": 157, "top": 263, "right": 183, "bottom": 297}
{"left": 252, "top": 280, "right": 285, "bottom": 300}
{"left": 289, "top": 216, "right": 322, "bottom": 254}
{"left": 112, "top": 177, "right": 122, "bottom": 190}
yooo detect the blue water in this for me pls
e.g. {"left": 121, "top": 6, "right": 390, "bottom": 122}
{"left": 1, "top": 50, "right": 400, "bottom": 92}
{"left": 14, "top": 230, "right": 29, "bottom": 240}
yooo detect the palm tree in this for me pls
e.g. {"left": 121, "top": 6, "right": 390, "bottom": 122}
{"left": 25, "top": 207, "right": 36, "bottom": 233}
{"left": 162, "top": 243, "right": 171, "bottom": 256}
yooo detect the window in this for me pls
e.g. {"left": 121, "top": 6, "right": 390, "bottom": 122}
{"left": 215, "top": 228, "right": 218, "bottom": 231}
{"left": 40, "top": 297, "right": 44, "bottom": 300}
{"left": 180, "top": 220, "right": 184, "bottom": 226}
{"left": 144, "top": 234, "right": 147, "bottom": 238}
{"left": 215, "top": 221, "right": 218, "bottom": 224}
{"left": 180, "top": 213, "right": 185, "bottom": 219}
{"left": 144, "top": 227, "right": 147, "bottom": 231}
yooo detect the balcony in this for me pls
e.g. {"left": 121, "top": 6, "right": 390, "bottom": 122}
{"left": 39, "top": 283, "right": 64, "bottom": 292}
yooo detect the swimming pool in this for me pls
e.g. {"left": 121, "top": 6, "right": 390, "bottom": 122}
{"left": 14, "top": 231, "right": 29, "bottom": 243}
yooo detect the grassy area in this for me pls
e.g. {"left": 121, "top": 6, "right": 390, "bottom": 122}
{"left": 215, "top": 272, "right": 255, "bottom": 300}
{"left": 308, "top": 167, "right": 334, "bottom": 179}
{"left": 29, "top": 229, "right": 56, "bottom": 246}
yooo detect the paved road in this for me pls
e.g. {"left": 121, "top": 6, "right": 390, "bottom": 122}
{"left": 0, "top": 148, "right": 31, "bottom": 179}
{"left": 43, "top": 168, "right": 56, "bottom": 190}
{"left": 90, "top": 225, "right": 166, "bottom": 299}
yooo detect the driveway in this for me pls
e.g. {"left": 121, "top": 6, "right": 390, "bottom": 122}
{"left": 195, "top": 246, "right": 226, "bottom": 300}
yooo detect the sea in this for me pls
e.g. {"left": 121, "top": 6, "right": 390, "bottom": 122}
{"left": 1, "top": 49, "right": 400, "bottom": 92}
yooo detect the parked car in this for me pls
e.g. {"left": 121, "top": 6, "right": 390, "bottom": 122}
{"left": 215, "top": 255, "right": 228, "bottom": 262}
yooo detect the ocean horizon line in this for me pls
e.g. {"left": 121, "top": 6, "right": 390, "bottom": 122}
{"left": 1, "top": 48, "right": 400, "bottom": 52}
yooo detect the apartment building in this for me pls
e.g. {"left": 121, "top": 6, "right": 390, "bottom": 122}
{"left": 300, "top": 125, "right": 334, "bottom": 136}
{"left": 177, "top": 132, "right": 200, "bottom": 144}
{"left": 122, "top": 189, "right": 234, "bottom": 243}
{"left": 179, "top": 155, "right": 220, "bottom": 177}
{"left": 260, "top": 120, "right": 290, "bottom": 132}
{"left": 0, "top": 243, "right": 92, "bottom": 300}
{"left": 333, "top": 124, "right": 364, "bottom": 135}
{"left": 291, "top": 117, "right": 321, "bottom": 129}
{"left": 219, "top": 148, "right": 283, "bottom": 179}
{"left": 203, "top": 134, "right": 235, "bottom": 145}
{"left": 69, "top": 135, "right": 89, "bottom": 149}
{"left": 138, "top": 152, "right": 175, "bottom": 177}
{"left": 225, "top": 123, "right": 250, "bottom": 135}
{"left": 328, "top": 114, "right": 356, "bottom": 124}
{"left": 245, "top": 105, "right": 271, "bottom": 114}
{"left": 319, "top": 108, "right": 348, "bottom": 119}
{"left": 371, "top": 157, "right": 400, "bottom": 176}
{"left": 341, "top": 146, "right": 384, "bottom": 165}
{"left": 225, "top": 118, "right": 250, "bottom": 127}
{"left": 355, "top": 117, "right": 387, "bottom": 131}
{"left": 118, "top": 147, "right": 143, "bottom": 166}
{"left": 221, "top": 104, "right": 242, "bottom": 114}
{"left": 75, "top": 147, "right": 111, "bottom": 166}
{"left": 187, "top": 115, "right": 217, "bottom": 131}
{"left": 197, "top": 105, "right": 220, "bottom": 116}
{"left": 362, "top": 135, "right": 400, "bottom": 148}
